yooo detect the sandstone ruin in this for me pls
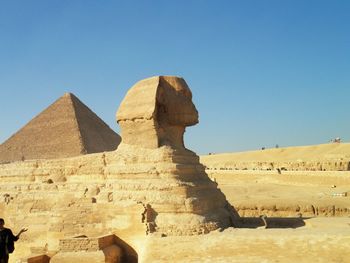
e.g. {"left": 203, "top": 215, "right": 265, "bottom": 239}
{"left": 50, "top": 235, "right": 123, "bottom": 263}
{"left": 0, "top": 93, "right": 121, "bottom": 164}
{"left": 0, "top": 76, "right": 233, "bottom": 262}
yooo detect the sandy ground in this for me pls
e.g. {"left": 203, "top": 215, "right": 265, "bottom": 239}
{"left": 142, "top": 169, "right": 350, "bottom": 263}
{"left": 201, "top": 143, "right": 350, "bottom": 163}
{"left": 143, "top": 217, "right": 350, "bottom": 263}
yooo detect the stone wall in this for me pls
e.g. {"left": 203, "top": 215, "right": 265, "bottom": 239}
{"left": 0, "top": 144, "right": 232, "bottom": 262}
{"left": 203, "top": 160, "right": 350, "bottom": 171}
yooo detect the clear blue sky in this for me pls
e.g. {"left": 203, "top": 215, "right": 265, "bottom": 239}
{"left": 0, "top": 0, "right": 349, "bottom": 154}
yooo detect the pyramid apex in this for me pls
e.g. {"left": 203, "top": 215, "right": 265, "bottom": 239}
{"left": 63, "top": 92, "right": 75, "bottom": 98}
{"left": 62, "top": 92, "right": 80, "bottom": 102}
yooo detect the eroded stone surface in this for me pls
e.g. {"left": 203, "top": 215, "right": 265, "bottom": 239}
{"left": 50, "top": 235, "right": 123, "bottom": 263}
{"left": 116, "top": 76, "right": 198, "bottom": 149}
{"left": 0, "top": 76, "right": 232, "bottom": 262}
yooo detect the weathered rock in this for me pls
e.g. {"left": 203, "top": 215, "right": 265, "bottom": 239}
{"left": 116, "top": 76, "right": 198, "bottom": 149}
{"left": 0, "top": 76, "right": 233, "bottom": 262}
{"left": 50, "top": 235, "right": 123, "bottom": 263}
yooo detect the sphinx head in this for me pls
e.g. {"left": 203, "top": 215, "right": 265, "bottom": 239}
{"left": 116, "top": 76, "right": 198, "bottom": 149}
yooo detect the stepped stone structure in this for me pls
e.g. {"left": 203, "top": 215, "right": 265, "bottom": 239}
{"left": 0, "top": 93, "right": 121, "bottom": 163}
{"left": 0, "top": 76, "right": 233, "bottom": 262}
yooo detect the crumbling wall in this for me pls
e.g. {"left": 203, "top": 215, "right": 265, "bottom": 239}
{"left": 203, "top": 160, "right": 350, "bottom": 171}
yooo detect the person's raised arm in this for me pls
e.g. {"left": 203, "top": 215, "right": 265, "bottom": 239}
{"left": 15, "top": 228, "right": 28, "bottom": 239}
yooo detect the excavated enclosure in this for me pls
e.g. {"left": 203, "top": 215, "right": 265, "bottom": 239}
{"left": 0, "top": 76, "right": 234, "bottom": 262}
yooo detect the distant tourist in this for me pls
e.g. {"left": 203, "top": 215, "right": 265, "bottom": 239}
{"left": 0, "top": 218, "right": 27, "bottom": 263}
{"left": 330, "top": 137, "right": 341, "bottom": 143}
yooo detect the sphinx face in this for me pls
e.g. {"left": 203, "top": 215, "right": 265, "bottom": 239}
{"left": 116, "top": 76, "right": 199, "bottom": 149}
{"left": 156, "top": 76, "right": 199, "bottom": 127}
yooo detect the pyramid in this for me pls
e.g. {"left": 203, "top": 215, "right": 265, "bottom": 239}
{"left": 0, "top": 93, "right": 121, "bottom": 163}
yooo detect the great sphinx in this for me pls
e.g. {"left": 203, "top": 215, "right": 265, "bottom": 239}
{"left": 0, "top": 76, "right": 233, "bottom": 262}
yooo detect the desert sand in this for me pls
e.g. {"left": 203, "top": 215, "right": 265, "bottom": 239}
{"left": 202, "top": 143, "right": 350, "bottom": 163}
{"left": 0, "top": 76, "right": 349, "bottom": 263}
{"left": 139, "top": 166, "right": 350, "bottom": 262}
{"left": 200, "top": 143, "right": 350, "bottom": 171}
{"left": 143, "top": 217, "right": 350, "bottom": 263}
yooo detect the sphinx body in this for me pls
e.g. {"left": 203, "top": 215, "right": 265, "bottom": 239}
{"left": 0, "top": 76, "right": 233, "bottom": 262}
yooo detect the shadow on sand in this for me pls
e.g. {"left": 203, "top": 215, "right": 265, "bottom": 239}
{"left": 227, "top": 205, "right": 308, "bottom": 229}
{"left": 235, "top": 216, "right": 308, "bottom": 228}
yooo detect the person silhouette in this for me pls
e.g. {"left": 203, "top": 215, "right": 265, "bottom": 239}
{"left": 0, "top": 218, "right": 27, "bottom": 263}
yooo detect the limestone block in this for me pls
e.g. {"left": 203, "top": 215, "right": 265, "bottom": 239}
{"left": 51, "top": 235, "right": 122, "bottom": 263}
{"left": 50, "top": 247, "right": 122, "bottom": 263}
